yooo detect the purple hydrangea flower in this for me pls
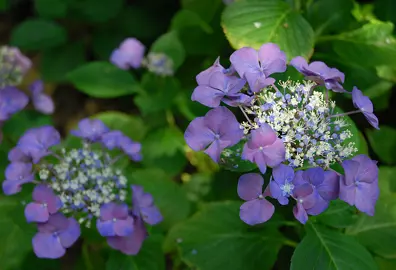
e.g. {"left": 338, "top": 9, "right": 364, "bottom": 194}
{"left": 192, "top": 71, "right": 249, "bottom": 108}
{"left": 196, "top": 57, "right": 227, "bottom": 85}
{"left": 110, "top": 38, "right": 145, "bottom": 69}
{"left": 242, "top": 123, "right": 285, "bottom": 174}
{"left": 0, "top": 86, "right": 29, "bottom": 121}
{"left": 7, "top": 47, "right": 32, "bottom": 75}
{"left": 230, "top": 43, "right": 287, "bottom": 92}
{"left": 132, "top": 185, "right": 162, "bottom": 225}
{"left": 24, "top": 185, "right": 62, "bottom": 223}
{"left": 101, "top": 131, "right": 124, "bottom": 150}
{"left": 97, "top": 202, "right": 134, "bottom": 237}
{"left": 101, "top": 130, "right": 142, "bottom": 161}
{"left": 184, "top": 106, "right": 244, "bottom": 163}
{"left": 340, "top": 154, "right": 379, "bottom": 216}
{"left": 352, "top": 86, "right": 379, "bottom": 130}
{"left": 292, "top": 168, "right": 339, "bottom": 224}
{"left": 290, "top": 56, "right": 345, "bottom": 92}
{"left": 237, "top": 173, "right": 275, "bottom": 225}
{"left": 17, "top": 126, "right": 61, "bottom": 163}
{"left": 2, "top": 162, "right": 34, "bottom": 195}
{"left": 269, "top": 164, "right": 295, "bottom": 205}
{"left": 29, "top": 80, "right": 55, "bottom": 114}
{"left": 32, "top": 213, "right": 80, "bottom": 259}
{"left": 8, "top": 146, "right": 31, "bottom": 162}
{"left": 106, "top": 215, "right": 148, "bottom": 255}
{"left": 71, "top": 118, "right": 109, "bottom": 142}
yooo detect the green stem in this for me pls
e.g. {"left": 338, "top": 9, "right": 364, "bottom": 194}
{"left": 283, "top": 239, "right": 299, "bottom": 248}
{"left": 166, "top": 109, "right": 176, "bottom": 127}
{"left": 82, "top": 243, "right": 93, "bottom": 270}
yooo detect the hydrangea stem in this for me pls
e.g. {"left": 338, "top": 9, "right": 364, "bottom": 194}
{"left": 82, "top": 242, "right": 94, "bottom": 270}
{"left": 239, "top": 105, "right": 253, "bottom": 125}
{"left": 329, "top": 109, "right": 361, "bottom": 118}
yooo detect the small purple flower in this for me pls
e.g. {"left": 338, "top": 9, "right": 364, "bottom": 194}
{"left": 29, "top": 80, "right": 55, "bottom": 115}
{"left": 132, "top": 185, "right": 162, "bottom": 225}
{"left": 8, "top": 146, "right": 31, "bottom": 162}
{"left": 290, "top": 56, "right": 345, "bottom": 92}
{"left": 8, "top": 47, "right": 32, "bottom": 75}
{"left": 32, "top": 213, "right": 80, "bottom": 259}
{"left": 242, "top": 123, "right": 285, "bottom": 174}
{"left": 119, "top": 136, "right": 142, "bottom": 162}
{"left": 352, "top": 86, "right": 379, "bottom": 130}
{"left": 96, "top": 202, "right": 134, "bottom": 237}
{"left": 107, "top": 215, "right": 148, "bottom": 255}
{"left": 196, "top": 57, "right": 226, "bottom": 86}
{"left": 2, "top": 162, "right": 34, "bottom": 195}
{"left": 71, "top": 118, "right": 109, "bottom": 142}
{"left": 237, "top": 173, "right": 275, "bottom": 225}
{"left": 292, "top": 181, "right": 315, "bottom": 224}
{"left": 0, "top": 86, "right": 29, "bottom": 121}
{"left": 340, "top": 154, "right": 379, "bottom": 216}
{"left": 184, "top": 106, "right": 244, "bottom": 163}
{"left": 230, "top": 43, "right": 287, "bottom": 92}
{"left": 17, "top": 126, "right": 61, "bottom": 163}
{"left": 101, "top": 131, "right": 124, "bottom": 150}
{"left": 192, "top": 71, "right": 248, "bottom": 108}
{"left": 110, "top": 38, "right": 145, "bottom": 69}
{"left": 24, "top": 185, "right": 62, "bottom": 223}
{"left": 269, "top": 164, "right": 295, "bottom": 205}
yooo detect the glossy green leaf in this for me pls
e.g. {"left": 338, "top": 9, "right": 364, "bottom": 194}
{"left": 376, "top": 257, "right": 396, "bottom": 270}
{"left": 317, "top": 200, "right": 357, "bottom": 228}
{"left": 330, "top": 21, "right": 396, "bottom": 67}
{"left": 150, "top": 31, "right": 186, "bottom": 71}
{"left": 34, "top": 0, "right": 67, "bottom": 18}
{"left": 366, "top": 126, "right": 396, "bottom": 165}
{"left": 10, "top": 19, "right": 67, "bottom": 51}
{"left": 40, "top": 42, "right": 86, "bottom": 82}
{"left": 221, "top": 0, "right": 315, "bottom": 60}
{"left": 127, "top": 168, "right": 191, "bottom": 230}
{"left": 142, "top": 127, "right": 185, "bottom": 158}
{"left": 94, "top": 111, "right": 147, "bottom": 141}
{"left": 374, "top": 0, "right": 396, "bottom": 31}
{"left": 291, "top": 223, "right": 377, "bottom": 270}
{"left": 181, "top": 0, "right": 223, "bottom": 23}
{"left": 219, "top": 140, "right": 256, "bottom": 172}
{"left": 106, "top": 234, "right": 165, "bottom": 270}
{"left": 165, "top": 201, "right": 283, "bottom": 270}
{"left": 170, "top": 9, "right": 212, "bottom": 33}
{"left": 67, "top": 61, "right": 140, "bottom": 98}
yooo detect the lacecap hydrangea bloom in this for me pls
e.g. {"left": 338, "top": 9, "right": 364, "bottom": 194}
{"left": 184, "top": 42, "right": 380, "bottom": 225}
{"left": 110, "top": 37, "right": 174, "bottom": 76}
{"left": 2, "top": 118, "right": 162, "bottom": 258}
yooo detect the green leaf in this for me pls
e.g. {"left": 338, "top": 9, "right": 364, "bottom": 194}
{"left": 40, "top": 42, "right": 86, "bottom": 82}
{"left": 67, "top": 61, "right": 140, "bottom": 98}
{"left": 0, "top": 196, "right": 35, "bottom": 270}
{"left": 106, "top": 234, "right": 165, "bottom": 270}
{"left": 181, "top": 0, "right": 222, "bottom": 23}
{"left": 219, "top": 140, "right": 256, "bottom": 172}
{"left": 330, "top": 21, "right": 396, "bottom": 67}
{"left": 135, "top": 73, "right": 180, "bottom": 115}
{"left": 164, "top": 201, "right": 283, "bottom": 270}
{"left": 142, "top": 127, "right": 185, "bottom": 158}
{"left": 374, "top": 0, "right": 396, "bottom": 32}
{"left": 378, "top": 167, "right": 396, "bottom": 194}
{"left": 143, "top": 150, "right": 188, "bottom": 177}
{"left": 376, "top": 257, "right": 396, "bottom": 270}
{"left": 34, "top": 0, "right": 67, "bottom": 18}
{"left": 10, "top": 19, "right": 67, "bottom": 51}
{"left": 170, "top": 9, "right": 212, "bottom": 33}
{"left": 2, "top": 110, "right": 52, "bottom": 140}
{"left": 150, "top": 31, "right": 186, "bottom": 71}
{"left": 346, "top": 167, "right": 396, "bottom": 258}
{"left": 94, "top": 111, "right": 147, "bottom": 141}
{"left": 221, "top": 0, "right": 315, "bottom": 60}
{"left": 291, "top": 223, "right": 377, "bottom": 270}
{"left": 317, "top": 200, "right": 357, "bottom": 228}
{"left": 67, "top": 0, "right": 124, "bottom": 23}
{"left": 366, "top": 126, "right": 396, "bottom": 165}
{"left": 307, "top": 0, "right": 355, "bottom": 36}
{"left": 127, "top": 168, "right": 191, "bottom": 230}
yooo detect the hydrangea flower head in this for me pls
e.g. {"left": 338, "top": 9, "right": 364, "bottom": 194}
{"left": 29, "top": 80, "right": 55, "bottom": 115}
{"left": 230, "top": 43, "right": 287, "bottom": 92}
{"left": 0, "top": 86, "right": 29, "bottom": 121}
{"left": 110, "top": 38, "right": 145, "bottom": 69}
{"left": 290, "top": 56, "right": 345, "bottom": 92}
{"left": 237, "top": 173, "right": 275, "bottom": 225}
{"left": 2, "top": 118, "right": 161, "bottom": 258}
{"left": 340, "top": 154, "right": 379, "bottom": 215}
{"left": 0, "top": 46, "right": 31, "bottom": 87}
{"left": 352, "top": 87, "right": 379, "bottom": 130}
{"left": 184, "top": 106, "right": 244, "bottom": 162}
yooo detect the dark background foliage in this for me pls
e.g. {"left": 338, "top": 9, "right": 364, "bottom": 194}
{"left": 1, "top": 0, "right": 396, "bottom": 269}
